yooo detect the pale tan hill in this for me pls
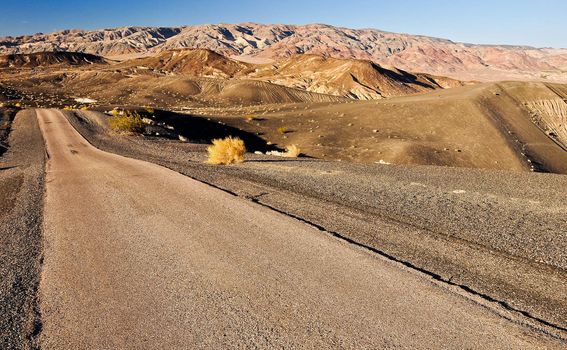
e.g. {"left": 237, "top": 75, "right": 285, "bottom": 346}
{"left": 194, "top": 82, "right": 567, "bottom": 174}
{"left": 118, "top": 49, "right": 462, "bottom": 100}
{"left": 0, "top": 52, "right": 107, "bottom": 68}
{"left": 249, "top": 54, "right": 465, "bottom": 99}
{"left": 1, "top": 23, "right": 566, "bottom": 82}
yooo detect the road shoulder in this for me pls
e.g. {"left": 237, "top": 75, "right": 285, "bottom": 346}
{"left": 0, "top": 109, "right": 45, "bottom": 350}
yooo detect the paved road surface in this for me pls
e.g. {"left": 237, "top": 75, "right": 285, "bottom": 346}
{"left": 36, "top": 109, "right": 563, "bottom": 348}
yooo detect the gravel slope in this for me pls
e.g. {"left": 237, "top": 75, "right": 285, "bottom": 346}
{"left": 0, "top": 109, "right": 45, "bottom": 349}
{"left": 65, "top": 109, "right": 567, "bottom": 334}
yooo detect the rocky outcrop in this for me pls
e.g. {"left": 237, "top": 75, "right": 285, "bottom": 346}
{"left": 525, "top": 99, "right": 567, "bottom": 148}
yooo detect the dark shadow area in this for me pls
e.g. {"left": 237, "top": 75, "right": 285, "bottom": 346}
{"left": 0, "top": 108, "right": 18, "bottom": 157}
{"left": 152, "top": 109, "right": 278, "bottom": 152}
{"left": 372, "top": 62, "right": 435, "bottom": 89}
{"left": 246, "top": 158, "right": 315, "bottom": 163}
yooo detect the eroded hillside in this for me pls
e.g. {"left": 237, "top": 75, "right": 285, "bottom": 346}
{"left": 2, "top": 23, "right": 566, "bottom": 82}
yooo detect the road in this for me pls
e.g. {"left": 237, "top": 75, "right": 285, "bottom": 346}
{"left": 36, "top": 109, "right": 563, "bottom": 348}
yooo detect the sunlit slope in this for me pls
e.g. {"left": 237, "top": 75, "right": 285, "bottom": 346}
{"left": 213, "top": 82, "right": 567, "bottom": 173}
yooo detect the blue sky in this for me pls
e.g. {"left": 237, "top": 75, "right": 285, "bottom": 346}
{"left": 1, "top": 0, "right": 565, "bottom": 48}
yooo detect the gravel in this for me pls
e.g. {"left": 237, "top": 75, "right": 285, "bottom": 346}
{"left": 0, "top": 109, "right": 45, "bottom": 350}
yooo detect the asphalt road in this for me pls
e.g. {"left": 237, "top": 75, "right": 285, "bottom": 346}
{"left": 36, "top": 109, "right": 564, "bottom": 348}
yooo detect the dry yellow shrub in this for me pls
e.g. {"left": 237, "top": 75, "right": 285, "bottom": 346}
{"left": 284, "top": 144, "right": 301, "bottom": 157}
{"left": 207, "top": 136, "right": 246, "bottom": 165}
{"left": 109, "top": 111, "right": 145, "bottom": 133}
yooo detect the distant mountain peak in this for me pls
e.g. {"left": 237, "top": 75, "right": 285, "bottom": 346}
{"left": 1, "top": 23, "right": 566, "bottom": 82}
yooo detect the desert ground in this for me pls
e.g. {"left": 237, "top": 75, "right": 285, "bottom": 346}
{"left": 0, "top": 41, "right": 566, "bottom": 349}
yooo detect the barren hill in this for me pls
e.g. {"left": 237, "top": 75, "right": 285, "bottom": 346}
{"left": 247, "top": 54, "right": 465, "bottom": 99}
{"left": 126, "top": 48, "right": 254, "bottom": 78}
{"left": 1, "top": 23, "right": 566, "bottom": 81}
{"left": 0, "top": 52, "right": 107, "bottom": 68}
{"left": 119, "top": 49, "right": 461, "bottom": 99}
{"left": 197, "top": 82, "right": 567, "bottom": 173}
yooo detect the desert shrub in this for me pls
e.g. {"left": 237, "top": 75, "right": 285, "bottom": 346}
{"left": 284, "top": 144, "right": 301, "bottom": 157}
{"left": 277, "top": 126, "right": 290, "bottom": 134}
{"left": 144, "top": 106, "right": 155, "bottom": 114}
{"left": 109, "top": 111, "right": 145, "bottom": 133}
{"left": 207, "top": 136, "right": 246, "bottom": 165}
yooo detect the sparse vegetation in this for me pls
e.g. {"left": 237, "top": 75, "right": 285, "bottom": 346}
{"left": 245, "top": 115, "right": 260, "bottom": 122}
{"left": 284, "top": 144, "right": 301, "bottom": 157}
{"left": 206, "top": 136, "right": 246, "bottom": 165}
{"left": 109, "top": 110, "right": 145, "bottom": 133}
{"left": 277, "top": 126, "right": 290, "bottom": 134}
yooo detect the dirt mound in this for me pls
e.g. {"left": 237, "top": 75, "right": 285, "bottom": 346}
{"left": 0, "top": 52, "right": 107, "bottom": 68}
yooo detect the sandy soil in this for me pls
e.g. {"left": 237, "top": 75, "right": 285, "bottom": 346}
{"left": 190, "top": 82, "right": 567, "bottom": 173}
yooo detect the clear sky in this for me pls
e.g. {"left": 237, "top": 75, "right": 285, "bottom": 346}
{"left": 0, "top": 0, "right": 565, "bottom": 48}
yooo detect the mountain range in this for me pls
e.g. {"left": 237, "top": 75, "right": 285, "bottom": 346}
{"left": 1, "top": 23, "right": 566, "bottom": 82}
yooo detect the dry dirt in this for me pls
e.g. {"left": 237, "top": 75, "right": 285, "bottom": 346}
{"left": 188, "top": 82, "right": 567, "bottom": 173}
